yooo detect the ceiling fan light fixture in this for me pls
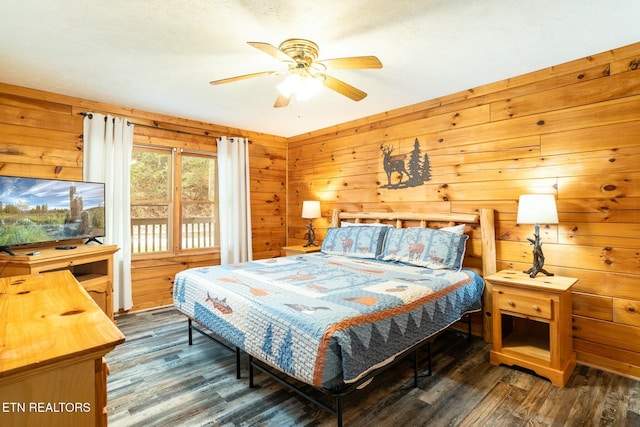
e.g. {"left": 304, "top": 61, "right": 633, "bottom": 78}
{"left": 297, "top": 75, "right": 323, "bottom": 101}
{"left": 277, "top": 73, "right": 323, "bottom": 102}
{"left": 276, "top": 73, "right": 301, "bottom": 98}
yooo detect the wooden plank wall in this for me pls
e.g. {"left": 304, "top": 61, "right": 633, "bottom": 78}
{"left": 287, "top": 42, "right": 640, "bottom": 379}
{"left": 0, "top": 82, "right": 287, "bottom": 312}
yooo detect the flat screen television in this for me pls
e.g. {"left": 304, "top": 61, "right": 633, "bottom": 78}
{"left": 0, "top": 176, "right": 105, "bottom": 255}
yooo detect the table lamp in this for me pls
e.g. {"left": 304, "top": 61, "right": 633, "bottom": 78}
{"left": 301, "top": 201, "right": 321, "bottom": 247}
{"left": 516, "top": 194, "right": 559, "bottom": 278}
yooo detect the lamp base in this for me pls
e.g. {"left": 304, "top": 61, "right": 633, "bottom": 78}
{"left": 523, "top": 266, "right": 554, "bottom": 278}
{"left": 524, "top": 222, "right": 554, "bottom": 278}
{"left": 303, "top": 219, "right": 317, "bottom": 247}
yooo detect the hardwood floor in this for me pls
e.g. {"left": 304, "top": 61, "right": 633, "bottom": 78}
{"left": 106, "top": 307, "right": 640, "bottom": 426}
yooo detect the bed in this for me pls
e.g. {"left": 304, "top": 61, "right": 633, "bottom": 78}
{"left": 173, "top": 208, "right": 496, "bottom": 426}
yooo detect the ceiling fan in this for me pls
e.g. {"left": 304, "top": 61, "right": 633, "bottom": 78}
{"left": 209, "top": 38, "right": 383, "bottom": 108}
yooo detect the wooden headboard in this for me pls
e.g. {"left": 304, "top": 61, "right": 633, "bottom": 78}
{"left": 330, "top": 208, "right": 497, "bottom": 341}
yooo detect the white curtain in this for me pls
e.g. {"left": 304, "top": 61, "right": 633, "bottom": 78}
{"left": 217, "top": 136, "right": 253, "bottom": 264}
{"left": 83, "top": 113, "right": 134, "bottom": 312}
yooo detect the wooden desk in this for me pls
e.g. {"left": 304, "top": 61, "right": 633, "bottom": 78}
{"left": 0, "top": 271, "right": 125, "bottom": 426}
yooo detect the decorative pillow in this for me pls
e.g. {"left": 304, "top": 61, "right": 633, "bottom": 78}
{"left": 379, "top": 227, "right": 468, "bottom": 271}
{"left": 441, "top": 223, "right": 466, "bottom": 234}
{"left": 321, "top": 226, "right": 390, "bottom": 259}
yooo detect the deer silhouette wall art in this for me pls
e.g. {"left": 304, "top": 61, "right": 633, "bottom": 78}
{"left": 380, "top": 139, "right": 432, "bottom": 189}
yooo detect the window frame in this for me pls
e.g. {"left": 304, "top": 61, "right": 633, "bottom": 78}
{"left": 175, "top": 148, "right": 219, "bottom": 253}
{"left": 130, "top": 144, "right": 219, "bottom": 259}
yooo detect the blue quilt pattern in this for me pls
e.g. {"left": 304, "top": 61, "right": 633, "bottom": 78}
{"left": 173, "top": 253, "right": 484, "bottom": 389}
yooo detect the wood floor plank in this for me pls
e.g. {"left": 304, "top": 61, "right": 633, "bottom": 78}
{"left": 106, "top": 307, "right": 640, "bottom": 426}
{"left": 530, "top": 380, "right": 576, "bottom": 426}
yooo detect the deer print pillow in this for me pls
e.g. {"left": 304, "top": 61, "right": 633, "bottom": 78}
{"left": 321, "top": 226, "right": 390, "bottom": 259}
{"left": 379, "top": 227, "right": 468, "bottom": 271}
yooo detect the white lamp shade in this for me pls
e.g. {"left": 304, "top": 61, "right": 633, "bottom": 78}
{"left": 301, "top": 200, "right": 321, "bottom": 219}
{"left": 516, "top": 194, "right": 559, "bottom": 224}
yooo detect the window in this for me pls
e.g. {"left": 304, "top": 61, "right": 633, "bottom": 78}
{"left": 130, "top": 147, "right": 218, "bottom": 254}
{"left": 130, "top": 148, "right": 171, "bottom": 253}
{"left": 180, "top": 153, "right": 219, "bottom": 250}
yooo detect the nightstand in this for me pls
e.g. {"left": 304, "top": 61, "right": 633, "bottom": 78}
{"left": 486, "top": 270, "right": 578, "bottom": 387}
{"left": 282, "top": 245, "right": 321, "bottom": 256}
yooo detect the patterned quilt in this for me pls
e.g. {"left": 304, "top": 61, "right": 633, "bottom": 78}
{"left": 173, "top": 253, "right": 484, "bottom": 390}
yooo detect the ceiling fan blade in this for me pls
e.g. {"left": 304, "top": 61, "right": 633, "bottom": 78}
{"left": 319, "top": 74, "right": 367, "bottom": 101}
{"left": 316, "top": 56, "right": 382, "bottom": 70}
{"left": 209, "top": 71, "right": 276, "bottom": 85}
{"left": 274, "top": 93, "right": 291, "bottom": 108}
{"left": 247, "top": 41, "right": 294, "bottom": 63}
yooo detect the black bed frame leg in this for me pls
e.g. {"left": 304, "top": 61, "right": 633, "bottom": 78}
{"left": 235, "top": 347, "right": 241, "bottom": 379}
{"left": 188, "top": 318, "right": 193, "bottom": 345}
{"left": 467, "top": 314, "right": 472, "bottom": 343}
{"left": 249, "top": 355, "right": 255, "bottom": 388}
{"left": 413, "top": 349, "right": 419, "bottom": 388}
{"left": 336, "top": 396, "right": 343, "bottom": 427}
{"left": 427, "top": 342, "right": 432, "bottom": 376}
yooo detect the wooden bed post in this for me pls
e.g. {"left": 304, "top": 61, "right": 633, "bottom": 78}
{"left": 331, "top": 208, "right": 340, "bottom": 228}
{"left": 480, "top": 208, "right": 497, "bottom": 343}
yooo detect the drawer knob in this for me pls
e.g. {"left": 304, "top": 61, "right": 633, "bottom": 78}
{"left": 532, "top": 305, "right": 540, "bottom": 311}
{"left": 507, "top": 300, "right": 515, "bottom": 306}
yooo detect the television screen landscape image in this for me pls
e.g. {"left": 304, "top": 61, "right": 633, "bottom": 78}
{"left": 0, "top": 176, "right": 105, "bottom": 251}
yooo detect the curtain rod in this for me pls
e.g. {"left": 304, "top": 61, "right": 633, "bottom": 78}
{"left": 78, "top": 112, "right": 221, "bottom": 139}
{"left": 79, "top": 112, "right": 132, "bottom": 126}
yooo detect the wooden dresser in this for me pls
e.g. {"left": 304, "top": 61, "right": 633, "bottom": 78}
{"left": 0, "top": 271, "right": 125, "bottom": 426}
{"left": 0, "top": 244, "right": 118, "bottom": 320}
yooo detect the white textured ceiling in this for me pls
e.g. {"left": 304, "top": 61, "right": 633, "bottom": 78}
{"left": 1, "top": 1, "right": 639, "bottom": 138}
